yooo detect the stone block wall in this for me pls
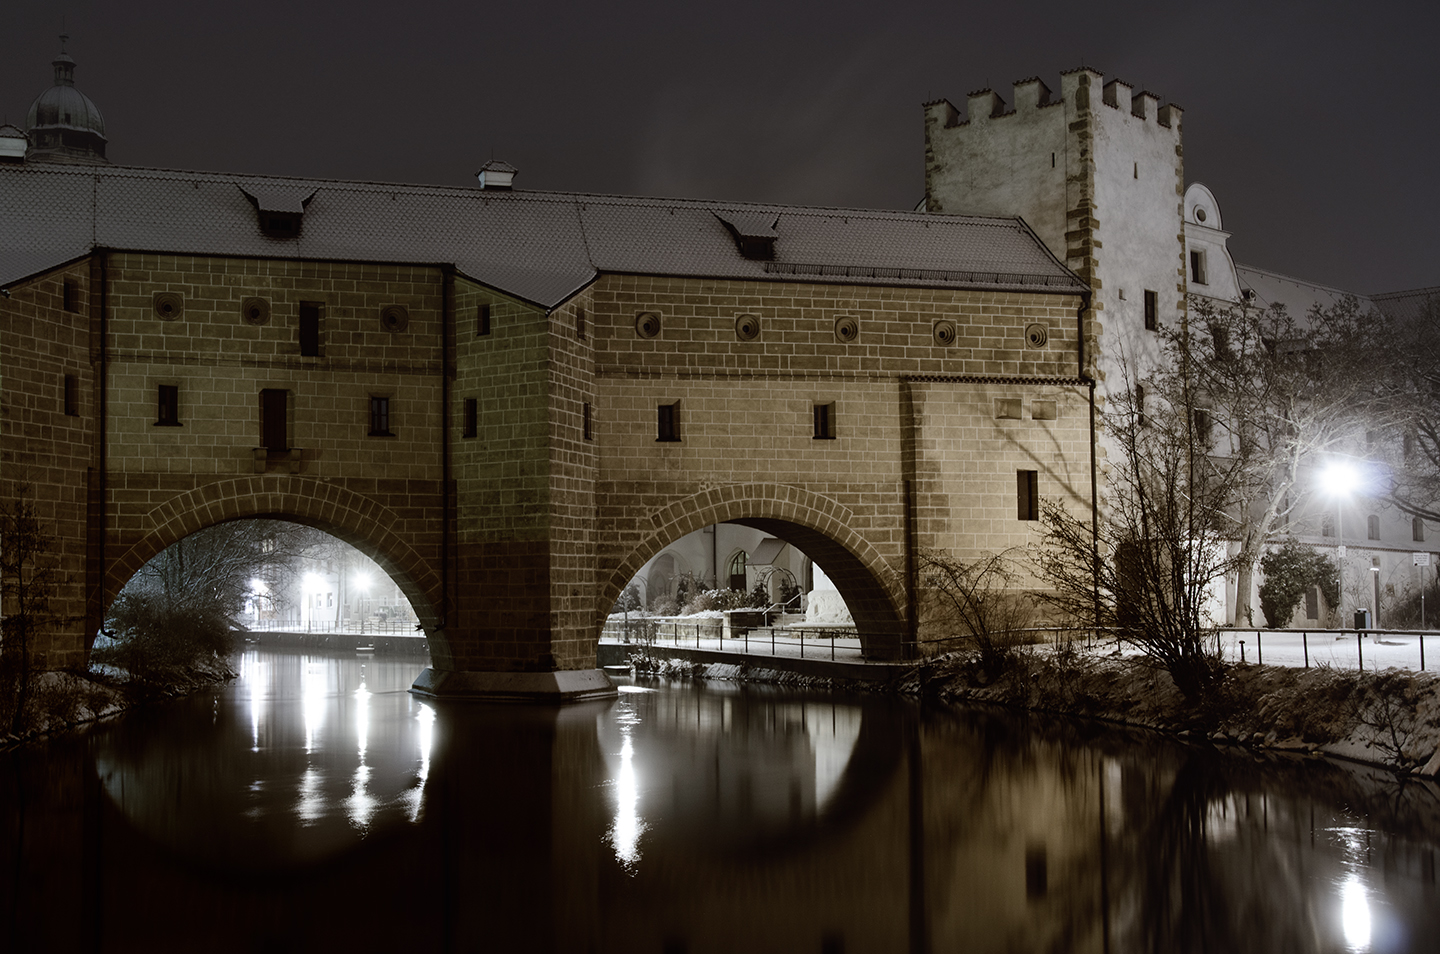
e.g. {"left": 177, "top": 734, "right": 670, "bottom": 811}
{"left": 103, "top": 254, "right": 444, "bottom": 479}
{"left": 586, "top": 274, "right": 1091, "bottom": 655}
{"left": 0, "top": 261, "right": 98, "bottom": 669}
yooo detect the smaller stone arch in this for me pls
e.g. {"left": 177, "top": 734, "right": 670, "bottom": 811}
{"left": 600, "top": 483, "right": 910, "bottom": 659}
{"left": 106, "top": 476, "right": 444, "bottom": 651}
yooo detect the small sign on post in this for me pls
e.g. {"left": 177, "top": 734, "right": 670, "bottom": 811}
{"left": 1415, "top": 552, "right": 1431, "bottom": 567}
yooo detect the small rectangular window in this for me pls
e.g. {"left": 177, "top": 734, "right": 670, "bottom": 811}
{"left": 994, "top": 398, "right": 1022, "bottom": 420}
{"left": 1192, "top": 408, "right": 1212, "bottom": 445}
{"left": 64, "top": 374, "right": 79, "bottom": 416}
{"left": 813, "top": 402, "right": 836, "bottom": 439}
{"left": 576, "top": 307, "right": 586, "bottom": 341}
{"left": 583, "top": 402, "right": 593, "bottom": 441}
{"left": 1322, "top": 514, "right": 1335, "bottom": 538}
{"left": 477, "top": 303, "right": 491, "bottom": 337}
{"left": 369, "top": 396, "right": 392, "bottom": 436}
{"left": 657, "top": 402, "right": 680, "bottom": 442}
{"left": 463, "top": 398, "right": 477, "bottom": 438}
{"left": 261, "top": 389, "right": 288, "bottom": 450}
{"left": 1190, "top": 250, "right": 1208, "bottom": 285}
{"left": 1143, "top": 290, "right": 1158, "bottom": 331}
{"left": 63, "top": 279, "right": 81, "bottom": 313}
{"left": 1414, "top": 517, "right": 1426, "bottom": 543}
{"left": 1031, "top": 400, "right": 1057, "bottom": 421}
{"left": 156, "top": 384, "right": 180, "bottom": 426}
{"left": 1017, "top": 470, "right": 1039, "bottom": 521}
{"left": 299, "top": 302, "right": 322, "bottom": 357}
{"left": 1367, "top": 514, "right": 1380, "bottom": 541}
{"left": 1209, "top": 322, "right": 1231, "bottom": 361}
{"left": 1135, "top": 385, "right": 1146, "bottom": 426}
{"left": 1305, "top": 586, "right": 1319, "bottom": 620}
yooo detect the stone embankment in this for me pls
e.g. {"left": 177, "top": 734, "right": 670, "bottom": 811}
{"left": 633, "top": 647, "right": 1440, "bottom": 778}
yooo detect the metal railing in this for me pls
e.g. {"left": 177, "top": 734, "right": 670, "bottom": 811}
{"left": 603, "top": 617, "right": 872, "bottom": 662}
{"left": 1213, "top": 626, "right": 1436, "bottom": 672}
{"left": 245, "top": 617, "right": 421, "bottom": 636}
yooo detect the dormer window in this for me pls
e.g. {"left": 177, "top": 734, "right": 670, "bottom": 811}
{"left": 714, "top": 211, "right": 779, "bottom": 261}
{"left": 239, "top": 185, "right": 317, "bottom": 239}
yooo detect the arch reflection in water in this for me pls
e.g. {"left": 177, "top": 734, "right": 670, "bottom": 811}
{"left": 599, "top": 680, "right": 867, "bottom": 862}
{"left": 94, "top": 650, "right": 435, "bottom": 867}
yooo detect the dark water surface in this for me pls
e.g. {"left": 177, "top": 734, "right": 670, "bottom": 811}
{"left": 4, "top": 650, "right": 1439, "bottom": 953}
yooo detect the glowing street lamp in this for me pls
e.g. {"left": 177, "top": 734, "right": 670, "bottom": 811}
{"left": 1320, "top": 461, "right": 1360, "bottom": 629}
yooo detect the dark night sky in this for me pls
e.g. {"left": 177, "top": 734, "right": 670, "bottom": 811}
{"left": 5, "top": 1, "right": 1438, "bottom": 294}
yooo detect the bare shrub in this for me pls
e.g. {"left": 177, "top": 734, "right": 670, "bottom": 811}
{"left": 917, "top": 548, "right": 1036, "bottom": 681}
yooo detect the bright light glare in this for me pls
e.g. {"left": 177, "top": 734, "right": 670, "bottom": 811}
{"left": 1322, "top": 461, "right": 1360, "bottom": 497}
{"left": 250, "top": 578, "right": 267, "bottom": 594}
{"left": 303, "top": 572, "right": 324, "bottom": 593}
{"left": 607, "top": 732, "right": 645, "bottom": 869}
{"left": 1341, "top": 874, "right": 1371, "bottom": 950}
{"left": 354, "top": 572, "right": 372, "bottom": 591}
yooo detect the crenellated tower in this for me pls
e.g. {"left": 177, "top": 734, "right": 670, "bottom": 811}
{"left": 924, "top": 68, "right": 1187, "bottom": 388}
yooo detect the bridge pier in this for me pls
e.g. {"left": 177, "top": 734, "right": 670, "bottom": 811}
{"left": 410, "top": 667, "right": 616, "bottom": 703}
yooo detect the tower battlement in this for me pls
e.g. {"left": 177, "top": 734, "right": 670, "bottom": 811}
{"left": 925, "top": 69, "right": 1181, "bottom": 132}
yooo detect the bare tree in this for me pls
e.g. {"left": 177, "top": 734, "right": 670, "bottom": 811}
{"left": 1035, "top": 360, "right": 1234, "bottom": 702}
{"left": 1176, "top": 295, "right": 1392, "bottom": 625}
{"left": 102, "top": 520, "right": 322, "bottom": 677}
{"left": 916, "top": 548, "right": 1036, "bottom": 680}
{"left": 0, "top": 488, "right": 61, "bottom": 733}
{"left": 1370, "top": 293, "right": 1440, "bottom": 522}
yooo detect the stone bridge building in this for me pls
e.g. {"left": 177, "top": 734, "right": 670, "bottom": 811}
{"left": 3, "top": 150, "right": 1094, "bottom": 700}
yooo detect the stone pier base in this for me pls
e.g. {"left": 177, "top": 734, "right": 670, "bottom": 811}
{"left": 410, "top": 668, "right": 617, "bottom": 704}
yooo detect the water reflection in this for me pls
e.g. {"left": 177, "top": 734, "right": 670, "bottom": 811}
{"left": 2, "top": 651, "right": 1439, "bottom": 953}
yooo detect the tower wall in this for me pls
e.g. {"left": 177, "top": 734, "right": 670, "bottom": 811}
{"left": 925, "top": 69, "right": 1187, "bottom": 390}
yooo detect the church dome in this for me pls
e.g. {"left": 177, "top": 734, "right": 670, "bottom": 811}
{"left": 24, "top": 38, "right": 108, "bottom": 164}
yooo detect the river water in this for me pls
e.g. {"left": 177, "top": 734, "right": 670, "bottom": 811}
{"left": 3, "top": 649, "right": 1439, "bottom": 953}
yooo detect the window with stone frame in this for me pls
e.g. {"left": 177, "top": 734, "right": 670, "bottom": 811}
{"left": 1144, "top": 290, "right": 1158, "bottom": 331}
{"left": 1367, "top": 514, "right": 1381, "bottom": 541}
{"left": 728, "top": 551, "right": 748, "bottom": 592}
{"left": 369, "top": 396, "right": 393, "bottom": 437}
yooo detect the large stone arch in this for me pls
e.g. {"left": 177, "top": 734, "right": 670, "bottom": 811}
{"left": 106, "top": 476, "right": 444, "bottom": 640}
{"left": 599, "top": 483, "right": 909, "bottom": 659}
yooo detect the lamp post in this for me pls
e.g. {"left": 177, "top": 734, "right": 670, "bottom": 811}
{"left": 1321, "top": 461, "right": 1360, "bottom": 630}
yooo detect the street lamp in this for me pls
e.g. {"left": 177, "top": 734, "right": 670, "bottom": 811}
{"left": 1320, "top": 461, "right": 1360, "bottom": 629}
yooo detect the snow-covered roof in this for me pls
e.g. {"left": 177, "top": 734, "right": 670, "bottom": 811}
{"left": 0, "top": 162, "right": 1085, "bottom": 308}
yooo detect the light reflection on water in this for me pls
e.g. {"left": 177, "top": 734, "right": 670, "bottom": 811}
{"left": 2, "top": 650, "right": 1439, "bottom": 953}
